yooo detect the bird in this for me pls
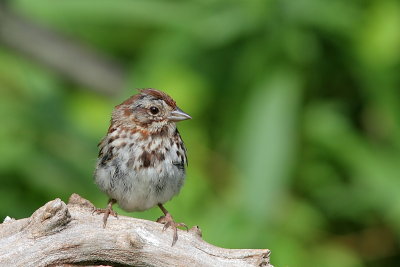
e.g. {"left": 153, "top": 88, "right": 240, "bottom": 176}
{"left": 93, "top": 88, "right": 191, "bottom": 245}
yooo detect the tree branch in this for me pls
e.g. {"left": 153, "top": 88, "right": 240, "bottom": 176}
{"left": 0, "top": 194, "right": 272, "bottom": 267}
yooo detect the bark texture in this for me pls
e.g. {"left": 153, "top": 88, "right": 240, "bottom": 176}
{"left": 0, "top": 194, "right": 272, "bottom": 267}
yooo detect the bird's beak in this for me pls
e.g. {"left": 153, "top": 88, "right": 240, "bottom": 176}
{"left": 168, "top": 107, "right": 191, "bottom": 122}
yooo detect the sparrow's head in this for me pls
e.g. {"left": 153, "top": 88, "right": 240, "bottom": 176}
{"left": 111, "top": 89, "right": 191, "bottom": 133}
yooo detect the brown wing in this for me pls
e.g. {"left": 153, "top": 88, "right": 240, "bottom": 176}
{"left": 174, "top": 128, "right": 188, "bottom": 166}
{"left": 97, "top": 136, "right": 114, "bottom": 166}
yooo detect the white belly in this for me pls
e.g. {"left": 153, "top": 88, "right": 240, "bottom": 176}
{"left": 95, "top": 161, "right": 185, "bottom": 211}
{"left": 94, "top": 133, "right": 186, "bottom": 212}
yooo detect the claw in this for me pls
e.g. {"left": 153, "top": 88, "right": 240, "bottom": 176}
{"left": 93, "top": 208, "right": 118, "bottom": 228}
{"left": 93, "top": 199, "right": 117, "bottom": 228}
{"left": 156, "top": 211, "right": 187, "bottom": 246}
{"left": 172, "top": 227, "right": 178, "bottom": 246}
{"left": 163, "top": 221, "right": 172, "bottom": 231}
{"left": 179, "top": 223, "right": 189, "bottom": 232}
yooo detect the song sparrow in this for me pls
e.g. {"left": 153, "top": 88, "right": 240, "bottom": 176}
{"left": 94, "top": 88, "right": 191, "bottom": 245}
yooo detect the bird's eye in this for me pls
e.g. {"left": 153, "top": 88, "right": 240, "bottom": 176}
{"left": 149, "top": 106, "right": 159, "bottom": 115}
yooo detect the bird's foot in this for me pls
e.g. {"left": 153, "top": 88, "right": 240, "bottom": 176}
{"left": 92, "top": 206, "right": 118, "bottom": 228}
{"left": 157, "top": 213, "right": 188, "bottom": 246}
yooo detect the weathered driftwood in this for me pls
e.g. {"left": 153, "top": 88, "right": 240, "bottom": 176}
{"left": 0, "top": 194, "right": 272, "bottom": 267}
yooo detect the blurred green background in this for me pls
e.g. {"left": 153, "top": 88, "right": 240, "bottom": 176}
{"left": 1, "top": 0, "right": 400, "bottom": 266}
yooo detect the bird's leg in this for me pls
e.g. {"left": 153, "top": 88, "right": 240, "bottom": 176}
{"left": 93, "top": 198, "right": 118, "bottom": 228}
{"left": 156, "top": 203, "right": 188, "bottom": 246}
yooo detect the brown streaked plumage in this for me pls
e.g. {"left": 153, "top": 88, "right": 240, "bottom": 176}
{"left": 93, "top": 88, "right": 191, "bottom": 246}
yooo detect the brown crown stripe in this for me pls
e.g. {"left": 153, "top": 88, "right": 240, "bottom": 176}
{"left": 140, "top": 88, "right": 177, "bottom": 108}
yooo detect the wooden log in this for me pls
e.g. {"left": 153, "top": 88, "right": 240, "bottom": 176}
{"left": 0, "top": 194, "right": 272, "bottom": 267}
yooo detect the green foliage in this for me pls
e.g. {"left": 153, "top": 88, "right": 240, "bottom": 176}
{"left": 1, "top": 0, "right": 400, "bottom": 266}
